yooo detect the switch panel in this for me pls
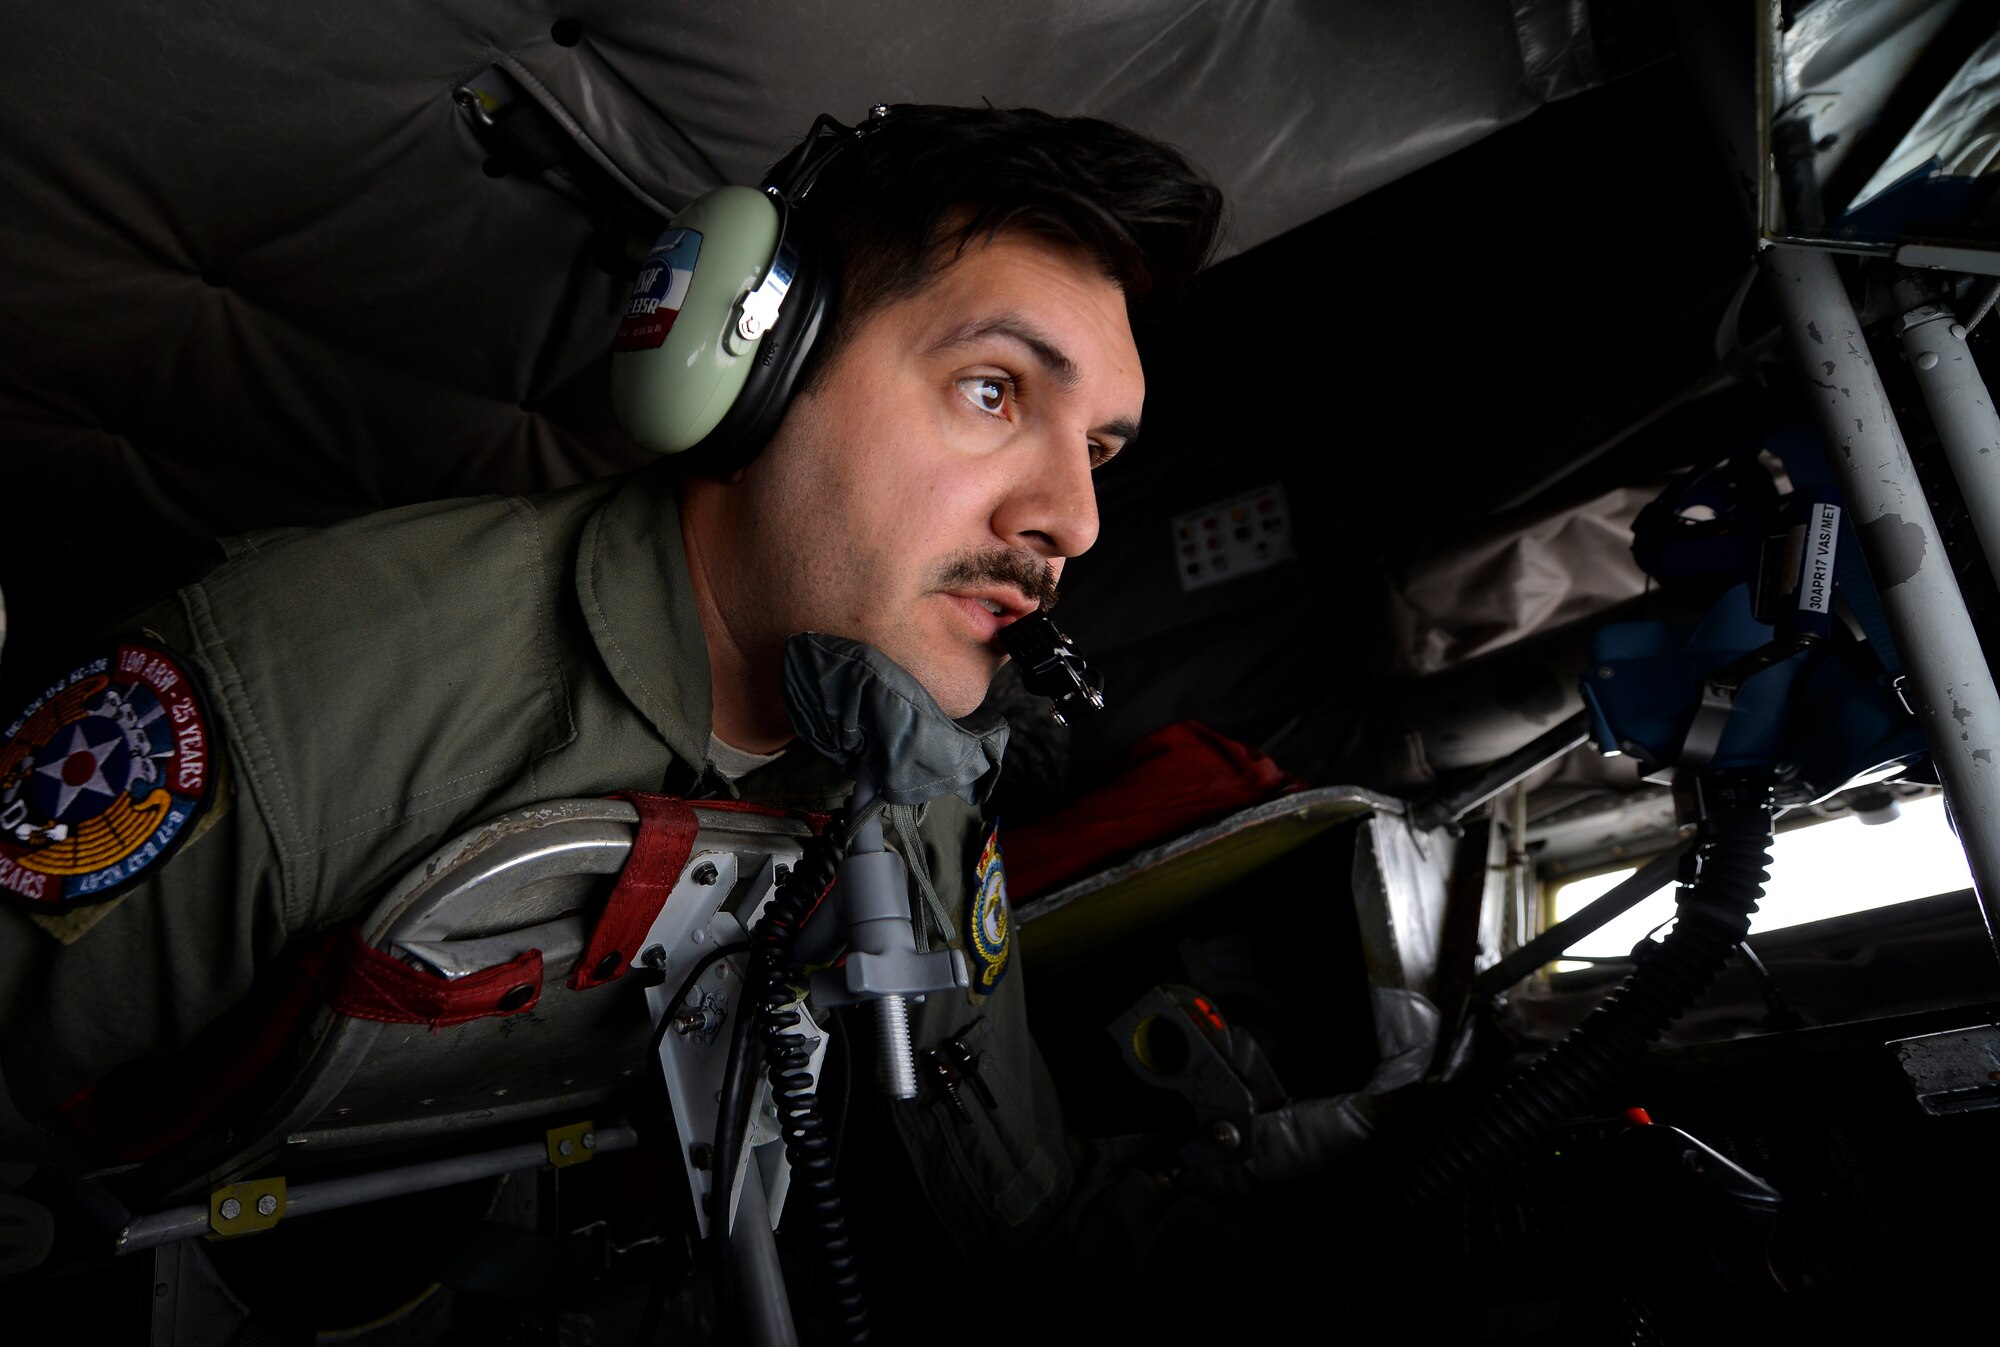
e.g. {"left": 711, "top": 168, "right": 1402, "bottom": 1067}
{"left": 1171, "top": 483, "right": 1295, "bottom": 592}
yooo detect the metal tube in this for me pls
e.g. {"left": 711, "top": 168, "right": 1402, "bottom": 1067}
{"left": 1764, "top": 245, "right": 2000, "bottom": 962}
{"left": 1896, "top": 288, "right": 2000, "bottom": 578}
{"left": 1411, "top": 711, "right": 1592, "bottom": 832}
{"left": 1509, "top": 780, "right": 1531, "bottom": 945}
{"left": 1473, "top": 844, "right": 1690, "bottom": 998}
{"left": 117, "top": 1124, "right": 639, "bottom": 1253}
{"left": 732, "top": 1157, "right": 800, "bottom": 1347}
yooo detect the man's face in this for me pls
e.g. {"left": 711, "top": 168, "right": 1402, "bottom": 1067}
{"left": 710, "top": 230, "right": 1144, "bottom": 719}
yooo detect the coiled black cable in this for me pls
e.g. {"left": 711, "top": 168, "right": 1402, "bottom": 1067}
{"left": 1374, "top": 777, "right": 1775, "bottom": 1231}
{"left": 750, "top": 818, "right": 870, "bottom": 1343}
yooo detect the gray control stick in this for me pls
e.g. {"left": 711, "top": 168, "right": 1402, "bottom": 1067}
{"left": 813, "top": 799, "right": 967, "bottom": 1098}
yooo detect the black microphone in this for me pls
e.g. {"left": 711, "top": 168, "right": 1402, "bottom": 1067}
{"left": 999, "top": 611, "right": 1105, "bottom": 727}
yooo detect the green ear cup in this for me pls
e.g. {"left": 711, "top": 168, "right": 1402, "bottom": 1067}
{"left": 611, "top": 186, "right": 785, "bottom": 455}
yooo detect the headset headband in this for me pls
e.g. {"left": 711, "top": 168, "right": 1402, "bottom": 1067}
{"left": 764, "top": 108, "right": 886, "bottom": 206}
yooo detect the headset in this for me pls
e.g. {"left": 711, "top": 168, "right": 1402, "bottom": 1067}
{"left": 610, "top": 108, "right": 885, "bottom": 475}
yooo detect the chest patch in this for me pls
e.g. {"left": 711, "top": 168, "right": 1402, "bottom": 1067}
{"left": 1, "top": 642, "right": 216, "bottom": 911}
{"left": 967, "top": 822, "right": 1011, "bottom": 992}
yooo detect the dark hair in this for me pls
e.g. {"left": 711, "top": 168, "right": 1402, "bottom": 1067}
{"left": 782, "top": 105, "right": 1223, "bottom": 391}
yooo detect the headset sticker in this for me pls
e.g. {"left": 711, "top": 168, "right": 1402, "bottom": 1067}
{"left": 615, "top": 228, "right": 703, "bottom": 352}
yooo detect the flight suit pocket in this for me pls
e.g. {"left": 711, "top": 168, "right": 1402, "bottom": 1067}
{"left": 181, "top": 497, "right": 577, "bottom": 927}
{"left": 899, "top": 1012, "right": 1064, "bottom": 1246}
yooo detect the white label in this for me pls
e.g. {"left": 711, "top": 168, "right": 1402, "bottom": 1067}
{"left": 1799, "top": 502, "right": 1841, "bottom": 614}
{"left": 1171, "top": 484, "right": 1295, "bottom": 592}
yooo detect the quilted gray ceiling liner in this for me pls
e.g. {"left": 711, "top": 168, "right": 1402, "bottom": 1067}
{"left": 0, "top": 0, "right": 1609, "bottom": 665}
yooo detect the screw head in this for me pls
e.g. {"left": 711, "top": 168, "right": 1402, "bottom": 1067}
{"left": 692, "top": 861, "right": 720, "bottom": 886}
{"left": 582, "top": 1131, "right": 597, "bottom": 1150}
{"left": 218, "top": 1198, "right": 243, "bottom": 1221}
{"left": 451, "top": 86, "right": 496, "bottom": 128}
{"left": 1209, "top": 1120, "right": 1242, "bottom": 1151}
{"left": 255, "top": 1194, "right": 278, "bottom": 1217}
{"left": 1917, "top": 350, "right": 1940, "bottom": 370}
{"left": 558, "top": 1138, "right": 575, "bottom": 1156}
{"left": 690, "top": 1142, "right": 715, "bottom": 1170}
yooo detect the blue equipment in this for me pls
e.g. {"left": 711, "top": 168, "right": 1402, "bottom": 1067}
{"left": 1580, "top": 429, "right": 1928, "bottom": 803}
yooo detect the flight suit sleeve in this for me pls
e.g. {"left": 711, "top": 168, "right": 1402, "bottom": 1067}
{"left": 0, "top": 596, "right": 290, "bottom": 1166}
{"left": 890, "top": 799, "right": 1333, "bottom": 1336}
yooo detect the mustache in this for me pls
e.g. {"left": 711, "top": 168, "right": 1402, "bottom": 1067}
{"left": 934, "top": 549, "right": 1061, "bottom": 611}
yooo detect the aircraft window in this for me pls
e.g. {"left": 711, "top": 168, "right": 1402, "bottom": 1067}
{"left": 1549, "top": 793, "right": 1974, "bottom": 968}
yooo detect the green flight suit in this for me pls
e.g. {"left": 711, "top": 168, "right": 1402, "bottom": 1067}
{"left": 0, "top": 467, "right": 1297, "bottom": 1333}
{"left": 0, "top": 469, "right": 1069, "bottom": 1209}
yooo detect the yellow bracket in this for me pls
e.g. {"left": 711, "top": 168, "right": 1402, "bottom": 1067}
{"left": 546, "top": 1120, "right": 597, "bottom": 1168}
{"left": 208, "top": 1177, "right": 285, "bottom": 1238}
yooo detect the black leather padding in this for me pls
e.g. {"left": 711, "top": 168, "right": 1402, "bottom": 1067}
{"left": 673, "top": 212, "right": 838, "bottom": 478}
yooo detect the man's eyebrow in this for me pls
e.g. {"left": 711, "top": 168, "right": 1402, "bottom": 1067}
{"left": 928, "top": 315, "right": 1080, "bottom": 389}
{"left": 1095, "top": 416, "right": 1141, "bottom": 447}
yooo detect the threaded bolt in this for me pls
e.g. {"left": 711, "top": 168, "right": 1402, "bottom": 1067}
{"left": 874, "top": 995, "right": 917, "bottom": 1100}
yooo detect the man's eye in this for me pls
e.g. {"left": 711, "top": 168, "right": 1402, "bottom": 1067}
{"left": 957, "top": 375, "right": 1011, "bottom": 416}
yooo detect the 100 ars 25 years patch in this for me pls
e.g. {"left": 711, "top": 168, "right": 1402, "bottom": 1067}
{"left": 0, "top": 643, "right": 215, "bottom": 911}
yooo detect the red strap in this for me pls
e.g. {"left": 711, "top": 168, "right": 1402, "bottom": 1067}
{"left": 571, "top": 793, "right": 837, "bottom": 991}
{"left": 570, "top": 792, "right": 701, "bottom": 990}
{"left": 327, "top": 925, "right": 544, "bottom": 1026}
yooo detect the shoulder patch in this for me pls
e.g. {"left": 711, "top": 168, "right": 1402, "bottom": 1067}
{"left": 0, "top": 642, "right": 217, "bottom": 911}
{"left": 966, "top": 821, "right": 1011, "bottom": 993}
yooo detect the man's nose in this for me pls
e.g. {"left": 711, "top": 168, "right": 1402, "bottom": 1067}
{"left": 993, "top": 431, "right": 1101, "bottom": 560}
